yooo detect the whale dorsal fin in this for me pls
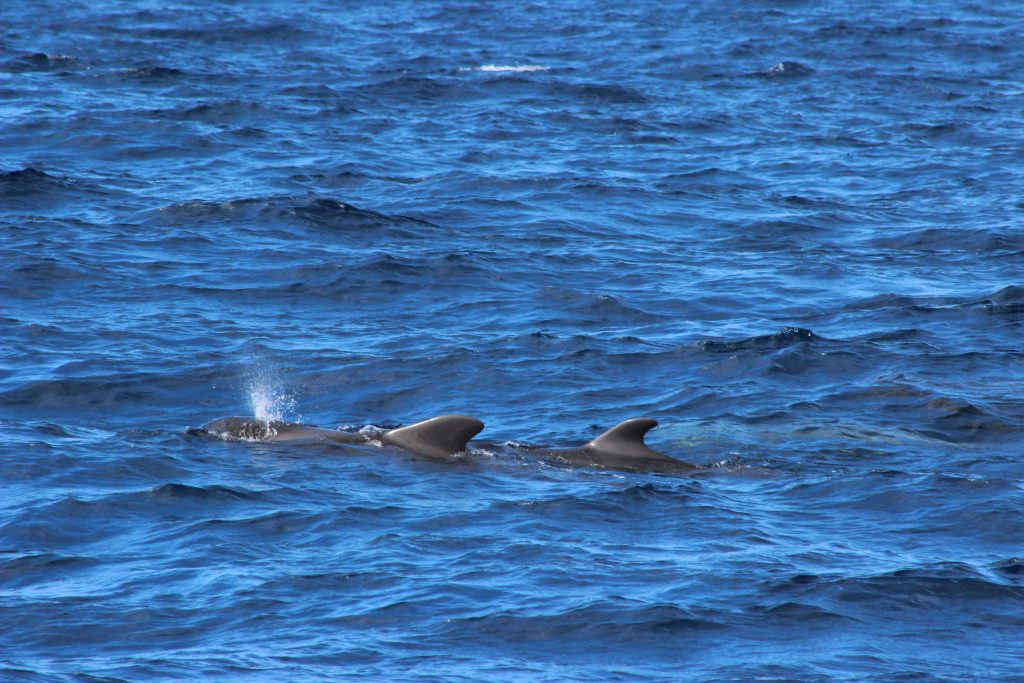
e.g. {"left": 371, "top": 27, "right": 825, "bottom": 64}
{"left": 586, "top": 418, "right": 662, "bottom": 459}
{"left": 382, "top": 415, "right": 484, "bottom": 459}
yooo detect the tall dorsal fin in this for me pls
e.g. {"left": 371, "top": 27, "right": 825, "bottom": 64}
{"left": 586, "top": 418, "right": 662, "bottom": 458}
{"left": 382, "top": 415, "right": 484, "bottom": 459}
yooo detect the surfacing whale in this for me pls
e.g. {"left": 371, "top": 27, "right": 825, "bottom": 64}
{"left": 190, "top": 414, "right": 484, "bottom": 460}
{"left": 527, "top": 418, "right": 695, "bottom": 473}
{"left": 191, "top": 414, "right": 694, "bottom": 473}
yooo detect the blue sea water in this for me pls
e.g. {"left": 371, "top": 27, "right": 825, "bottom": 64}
{"left": 2, "top": 0, "right": 1023, "bottom": 680}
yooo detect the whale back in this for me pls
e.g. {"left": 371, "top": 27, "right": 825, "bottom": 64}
{"left": 382, "top": 415, "right": 484, "bottom": 459}
{"left": 571, "top": 418, "right": 695, "bottom": 472}
{"left": 194, "top": 417, "right": 303, "bottom": 441}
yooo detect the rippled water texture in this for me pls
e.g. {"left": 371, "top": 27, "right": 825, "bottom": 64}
{"left": 2, "top": 1, "right": 1023, "bottom": 680}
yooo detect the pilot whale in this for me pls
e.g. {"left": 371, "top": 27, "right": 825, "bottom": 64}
{"left": 190, "top": 414, "right": 484, "bottom": 460}
{"left": 192, "top": 414, "right": 693, "bottom": 474}
{"left": 523, "top": 418, "right": 695, "bottom": 473}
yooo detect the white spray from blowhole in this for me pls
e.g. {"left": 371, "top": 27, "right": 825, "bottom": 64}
{"left": 245, "top": 362, "right": 298, "bottom": 423}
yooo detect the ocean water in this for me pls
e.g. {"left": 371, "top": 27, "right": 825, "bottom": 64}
{"left": 2, "top": 0, "right": 1023, "bottom": 680}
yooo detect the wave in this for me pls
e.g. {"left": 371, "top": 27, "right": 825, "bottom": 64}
{"left": 1, "top": 484, "right": 276, "bottom": 551}
{"left": 993, "top": 558, "right": 1024, "bottom": 577}
{"left": 868, "top": 227, "right": 1023, "bottom": 255}
{"left": 717, "top": 218, "right": 843, "bottom": 251}
{"left": 277, "top": 84, "right": 342, "bottom": 99}
{"left": 138, "top": 195, "right": 437, "bottom": 235}
{"left": 0, "top": 52, "right": 84, "bottom": 73}
{"left": 0, "top": 368, "right": 214, "bottom": 411}
{"left": 350, "top": 76, "right": 482, "bottom": 104}
{"left": 470, "top": 64, "right": 548, "bottom": 73}
{"left": 144, "top": 249, "right": 502, "bottom": 302}
{"left": 490, "top": 483, "right": 701, "bottom": 526}
{"left": 0, "top": 667, "right": 53, "bottom": 683}
{"left": 915, "top": 397, "right": 1020, "bottom": 444}
{"left": 771, "top": 562, "right": 1024, "bottom": 606}
{"left": 0, "top": 553, "right": 101, "bottom": 588}
{"left": 568, "top": 294, "right": 670, "bottom": 325}
{"left": 155, "top": 100, "right": 270, "bottom": 124}
{"left": 759, "top": 61, "right": 815, "bottom": 78}
{"left": 140, "top": 21, "right": 310, "bottom": 43}
{"left": 0, "top": 167, "right": 73, "bottom": 193}
{"left": 2, "top": 256, "right": 93, "bottom": 291}
{"left": 699, "top": 327, "right": 823, "bottom": 353}
{"left": 554, "top": 82, "right": 651, "bottom": 104}
{"left": 350, "top": 74, "right": 650, "bottom": 106}
{"left": 976, "top": 285, "right": 1024, "bottom": 316}
{"left": 124, "top": 65, "right": 186, "bottom": 81}
{"left": 145, "top": 482, "right": 268, "bottom": 502}
{"left": 441, "top": 601, "right": 727, "bottom": 644}
{"left": 0, "top": 168, "right": 121, "bottom": 215}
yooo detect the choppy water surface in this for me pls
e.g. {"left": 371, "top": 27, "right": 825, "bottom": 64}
{"left": 2, "top": 1, "right": 1023, "bottom": 680}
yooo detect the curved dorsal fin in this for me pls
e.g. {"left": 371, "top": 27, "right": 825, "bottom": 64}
{"left": 382, "top": 415, "right": 484, "bottom": 459}
{"left": 586, "top": 418, "right": 661, "bottom": 458}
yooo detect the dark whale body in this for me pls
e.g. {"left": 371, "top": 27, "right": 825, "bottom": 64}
{"left": 191, "top": 414, "right": 484, "bottom": 460}
{"left": 530, "top": 418, "right": 695, "bottom": 473}
{"left": 191, "top": 414, "right": 693, "bottom": 473}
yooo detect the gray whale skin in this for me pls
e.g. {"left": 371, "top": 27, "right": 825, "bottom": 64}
{"left": 532, "top": 418, "right": 696, "bottom": 473}
{"left": 192, "top": 415, "right": 695, "bottom": 473}
{"left": 192, "top": 414, "right": 483, "bottom": 460}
